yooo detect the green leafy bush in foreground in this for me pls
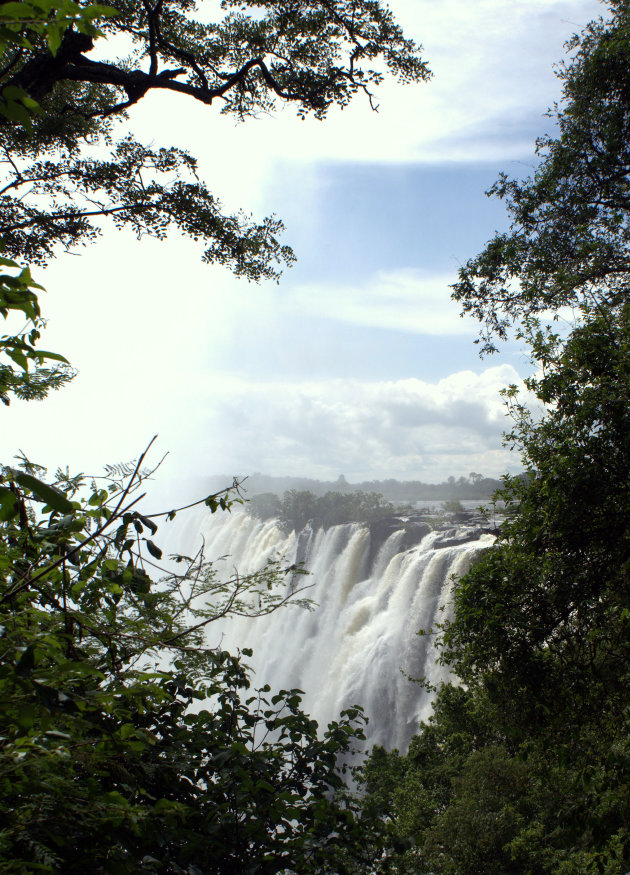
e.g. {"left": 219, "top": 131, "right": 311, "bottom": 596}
{"left": 0, "top": 448, "right": 381, "bottom": 872}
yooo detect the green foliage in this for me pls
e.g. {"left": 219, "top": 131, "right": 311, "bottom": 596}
{"left": 0, "top": 1, "right": 114, "bottom": 55}
{"left": 452, "top": 2, "right": 630, "bottom": 356}
{"left": 219, "top": 472, "right": 505, "bottom": 503}
{"left": 357, "top": 6, "right": 630, "bottom": 873}
{"left": 0, "top": 1, "right": 115, "bottom": 129}
{"left": 0, "top": 0, "right": 429, "bottom": 279}
{"left": 441, "top": 499, "right": 465, "bottom": 515}
{"left": 0, "top": 251, "right": 73, "bottom": 404}
{"left": 0, "top": 448, "right": 381, "bottom": 872}
{"left": 248, "top": 490, "right": 283, "bottom": 522}
{"left": 0, "top": 134, "right": 298, "bottom": 281}
{"left": 443, "top": 307, "right": 630, "bottom": 708}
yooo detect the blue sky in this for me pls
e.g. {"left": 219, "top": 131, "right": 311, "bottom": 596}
{"left": 275, "top": 163, "right": 517, "bottom": 284}
{"left": 1, "top": 0, "right": 604, "bottom": 489}
{"left": 247, "top": 160, "right": 521, "bottom": 382}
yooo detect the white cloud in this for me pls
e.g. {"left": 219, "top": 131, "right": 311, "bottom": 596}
{"left": 182, "top": 366, "right": 526, "bottom": 482}
{"left": 0, "top": 234, "right": 530, "bottom": 486}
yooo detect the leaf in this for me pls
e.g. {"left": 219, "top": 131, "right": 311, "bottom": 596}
{"left": 6, "top": 346, "right": 28, "bottom": 370}
{"left": 86, "top": 3, "right": 118, "bottom": 16}
{"left": 0, "top": 487, "right": 18, "bottom": 521}
{"left": 145, "top": 539, "right": 162, "bottom": 560}
{"left": 138, "top": 514, "right": 158, "bottom": 534}
{"left": 130, "top": 569, "right": 151, "bottom": 594}
{"left": 71, "top": 579, "right": 87, "bottom": 598}
{"left": 0, "top": 98, "right": 33, "bottom": 130}
{"left": 14, "top": 472, "right": 74, "bottom": 513}
{"left": 46, "top": 23, "right": 62, "bottom": 55}
{"left": 2, "top": 85, "right": 27, "bottom": 102}
{"left": 0, "top": 4, "right": 39, "bottom": 20}
{"left": 21, "top": 95, "right": 40, "bottom": 111}
{"left": 33, "top": 348, "right": 70, "bottom": 364}
{"left": 15, "top": 645, "right": 35, "bottom": 676}
{"left": 16, "top": 703, "right": 35, "bottom": 730}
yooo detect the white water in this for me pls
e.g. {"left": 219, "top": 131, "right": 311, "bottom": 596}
{"left": 170, "top": 509, "right": 493, "bottom": 752}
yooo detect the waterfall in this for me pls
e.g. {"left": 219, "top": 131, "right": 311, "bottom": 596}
{"left": 169, "top": 509, "right": 493, "bottom": 753}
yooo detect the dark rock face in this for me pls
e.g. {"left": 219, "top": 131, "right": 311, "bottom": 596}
{"left": 366, "top": 517, "right": 402, "bottom": 571}
{"left": 366, "top": 515, "right": 431, "bottom": 570}
{"left": 367, "top": 516, "right": 403, "bottom": 545}
{"left": 400, "top": 520, "right": 432, "bottom": 551}
{"left": 296, "top": 509, "right": 497, "bottom": 576}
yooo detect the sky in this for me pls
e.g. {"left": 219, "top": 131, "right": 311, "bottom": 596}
{"left": 1, "top": 0, "right": 605, "bottom": 494}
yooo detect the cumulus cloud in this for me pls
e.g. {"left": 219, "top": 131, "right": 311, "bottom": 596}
{"left": 190, "top": 366, "right": 526, "bottom": 482}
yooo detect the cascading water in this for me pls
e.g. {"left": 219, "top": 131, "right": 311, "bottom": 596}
{"left": 171, "top": 508, "right": 494, "bottom": 753}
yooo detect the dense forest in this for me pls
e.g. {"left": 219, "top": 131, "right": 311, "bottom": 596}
{"left": 1, "top": 0, "right": 629, "bottom": 873}
{"left": 247, "top": 488, "right": 494, "bottom": 532}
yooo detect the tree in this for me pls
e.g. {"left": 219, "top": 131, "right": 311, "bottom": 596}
{"left": 277, "top": 489, "right": 395, "bottom": 532}
{"left": 0, "top": 1, "right": 113, "bottom": 125}
{"left": 358, "top": 4, "right": 630, "bottom": 872}
{"left": 0, "top": 251, "right": 73, "bottom": 404}
{"left": 0, "top": 1, "right": 113, "bottom": 405}
{"left": 0, "top": 0, "right": 430, "bottom": 272}
{"left": 452, "top": 0, "right": 630, "bottom": 356}
{"left": 248, "top": 490, "right": 283, "bottom": 522}
{"left": 0, "top": 0, "right": 430, "bottom": 405}
{"left": 443, "top": 0, "right": 630, "bottom": 721}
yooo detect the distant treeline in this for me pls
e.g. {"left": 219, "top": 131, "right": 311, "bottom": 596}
{"left": 204, "top": 472, "right": 507, "bottom": 503}
{"left": 249, "top": 490, "right": 396, "bottom": 532}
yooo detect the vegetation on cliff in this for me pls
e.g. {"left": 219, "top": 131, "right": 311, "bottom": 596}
{"left": 249, "top": 488, "right": 397, "bottom": 532}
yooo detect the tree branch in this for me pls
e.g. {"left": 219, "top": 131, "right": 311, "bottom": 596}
{"left": 0, "top": 202, "right": 150, "bottom": 233}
